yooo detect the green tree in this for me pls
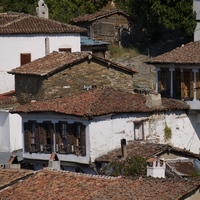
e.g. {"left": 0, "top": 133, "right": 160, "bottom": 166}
{"left": 100, "top": 155, "right": 146, "bottom": 177}
{"left": 114, "top": 0, "right": 196, "bottom": 38}
{"left": 1, "top": 0, "right": 108, "bottom": 23}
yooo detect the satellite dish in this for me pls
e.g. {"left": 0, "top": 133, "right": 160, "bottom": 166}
{"left": 193, "top": 159, "right": 200, "bottom": 172}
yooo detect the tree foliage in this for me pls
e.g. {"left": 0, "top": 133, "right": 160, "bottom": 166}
{"left": 114, "top": 0, "right": 196, "bottom": 38}
{"left": 1, "top": 0, "right": 108, "bottom": 23}
{"left": 100, "top": 155, "right": 146, "bottom": 177}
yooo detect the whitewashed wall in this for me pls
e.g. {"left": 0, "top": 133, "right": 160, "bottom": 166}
{"left": 0, "top": 111, "right": 21, "bottom": 152}
{"left": 20, "top": 110, "right": 200, "bottom": 164}
{"left": 0, "top": 33, "right": 80, "bottom": 93}
{"left": 89, "top": 111, "right": 200, "bottom": 162}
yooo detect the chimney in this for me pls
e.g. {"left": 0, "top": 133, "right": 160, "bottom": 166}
{"left": 146, "top": 157, "right": 165, "bottom": 178}
{"left": 48, "top": 153, "right": 60, "bottom": 170}
{"left": 121, "top": 139, "right": 127, "bottom": 159}
{"left": 4, "top": 155, "right": 20, "bottom": 169}
{"left": 36, "top": 0, "right": 49, "bottom": 19}
{"left": 145, "top": 92, "right": 162, "bottom": 108}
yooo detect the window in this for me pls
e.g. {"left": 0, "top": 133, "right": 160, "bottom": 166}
{"left": 58, "top": 48, "right": 71, "bottom": 52}
{"left": 20, "top": 53, "right": 31, "bottom": 65}
{"left": 56, "top": 122, "right": 86, "bottom": 156}
{"left": 158, "top": 69, "right": 170, "bottom": 97}
{"left": 24, "top": 121, "right": 86, "bottom": 156}
{"left": 134, "top": 122, "right": 144, "bottom": 140}
{"left": 24, "top": 121, "right": 53, "bottom": 153}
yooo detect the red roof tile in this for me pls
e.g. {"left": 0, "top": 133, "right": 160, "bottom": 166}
{"left": 10, "top": 88, "right": 189, "bottom": 117}
{"left": 0, "top": 12, "right": 86, "bottom": 34}
{"left": 147, "top": 41, "right": 200, "bottom": 64}
{"left": 9, "top": 51, "right": 136, "bottom": 76}
{"left": 0, "top": 169, "right": 34, "bottom": 189}
{"left": 0, "top": 168, "right": 200, "bottom": 200}
{"left": 95, "top": 141, "right": 200, "bottom": 163}
{"left": 0, "top": 90, "right": 18, "bottom": 106}
{"left": 71, "top": 9, "right": 130, "bottom": 23}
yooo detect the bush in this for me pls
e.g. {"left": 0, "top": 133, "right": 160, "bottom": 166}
{"left": 100, "top": 155, "right": 146, "bottom": 177}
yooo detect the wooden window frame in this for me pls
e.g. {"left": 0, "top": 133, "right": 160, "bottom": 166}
{"left": 134, "top": 121, "right": 144, "bottom": 141}
{"left": 20, "top": 53, "right": 31, "bottom": 66}
{"left": 56, "top": 122, "right": 86, "bottom": 156}
{"left": 58, "top": 48, "right": 71, "bottom": 52}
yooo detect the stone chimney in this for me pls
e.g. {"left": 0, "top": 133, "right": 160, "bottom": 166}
{"left": 145, "top": 92, "right": 162, "bottom": 108}
{"left": 36, "top": 0, "right": 49, "bottom": 19}
{"left": 146, "top": 157, "right": 165, "bottom": 178}
{"left": 48, "top": 153, "right": 60, "bottom": 170}
{"left": 4, "top": 155, "right": 20, "bottom": 169}
{"left": 121, "top": 139, "right": 127, "bottom": 159}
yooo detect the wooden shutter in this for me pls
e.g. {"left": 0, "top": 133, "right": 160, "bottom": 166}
{"left": 190, "top": 70, "right": 194, "bottom": 99}
{"left": 20, "top": 54, "right": 31, "bottom": 65}
{"left": 80, "top": 125, "right": 86, "bottom": 156}
{"left": 181, "top": 71, "right": 185, "bottom": 99}
{"left": 67, "top": 124, "right": 75, "bottom": 154}
{"left": 24, "top": 122, "right": 31, "bottom": 152}
{"left": 55, "top": 123, "right": 63, "bottom": 153}
{"left": 196, "top": 71, "right": 200, "bottom": 100}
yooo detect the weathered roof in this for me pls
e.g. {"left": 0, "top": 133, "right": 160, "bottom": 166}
{"left": 0, "top": 168, "right": 200, "bottom": 200}
{"left": 0, "top": 12, "right": 86, "bottom": 34}
{"left": 0, "top": 169, "right": 34, "bottom": 190}
{"left": 167, "top": 161, "right": 196, "bottom": 177}
{"left": 95, "top": 141, "right": 200, "bottom": 163}
{"left": 9, "top": 51, "right": 136, "bottom": 76}
{"left": 71, "top": 9, "right": 130, "bottom": 23}
{"left": 81, "top": 36, "right": 109, "bottom": 46}
{"left": 147, "top": 41, "right": 200, "bottom": 64}
{"left": 10, "top": 88, "right": 189, "bottom": 117}
{"left": 0, "top": 90, "right": 18, "bottom": 109}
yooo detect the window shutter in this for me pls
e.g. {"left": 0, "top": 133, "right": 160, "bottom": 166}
{"left": 55, "top": 123, "right": 62, "bottom": 153}
{"left": 67, "top": 124, "right": 75, "bottom": 154}
{"left": 24, "top": 122, "right": 31, "bottom": 152}
{"left": 80, "top": 125, "right": 86, "bottom": 156}
{"left": 190, "top": 70, "right": 194, "bottom": 99}
{"left": 20, "top": 54, "right": 31, "bottom": 65}
{"left": 197, "top": 71, "right": 200, "bottom": 100}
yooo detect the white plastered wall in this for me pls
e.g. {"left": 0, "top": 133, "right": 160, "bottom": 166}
{"left": 0, "top": 33, "right": 80, "bottom": 93}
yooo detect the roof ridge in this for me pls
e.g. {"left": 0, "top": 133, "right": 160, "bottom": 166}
{"left": 43, "top": 167, "right": 121, "bottom": 180}
{"left": 0, "top": 14, "right": 25, "bottom": 28}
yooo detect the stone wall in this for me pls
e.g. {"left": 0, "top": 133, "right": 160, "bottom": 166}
{"left": 15, "top": 59, "right": 133, "bottom": 104}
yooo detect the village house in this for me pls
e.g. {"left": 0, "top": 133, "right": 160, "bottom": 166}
{"left": 0, "top": 0, "right": 85, "bottom": 94}
{"left": 8, "top": 85, "right": 193, "bottom": 172}
{"left": 95, "top": 140, "right": 200, "bottom": 178}
{"left": 1, "top": 167, "right": 200, "bottom": 199}
{"left": 70, "top": 1, "right": 138, "bottom": 47}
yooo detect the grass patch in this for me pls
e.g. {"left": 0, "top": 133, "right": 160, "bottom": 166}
{"left": 108, "top": 44, "right": 138, "bottom": 58}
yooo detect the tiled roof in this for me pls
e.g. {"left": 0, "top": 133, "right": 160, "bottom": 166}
{"left": 0, "top": 90, "right": 18, "bottom": 108}
{"left": 147, "top": 41, "right": 200, "bottom": 64}
{"left": 167, "top": 161, "right": 196, "bottom": 177}
{"left": 0, "top": 12, "right": 86, "bottom": 34}
{"left": 9, "top": 51, "right": 136, "bottom": 76}
{"left": 10, "top": 88, "right": 189, "bottom": 117}
{"left": 71, "top": 9, "right": 130, "bottom": 23}
{"left": 0, "top": 169, "right": 34, "bottom": 190}
{"left": 0, "top": 168, "right": 200, "bottom": 200}
{"left": 95, "top": 141, "right": 200, "bottom": 163}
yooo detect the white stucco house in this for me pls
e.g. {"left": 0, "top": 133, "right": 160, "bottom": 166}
{"left": 0, "top": 1, "right": 86, "bottom": 153}
{"left": 9, "top": 87, "right": 197, "bottom": 172}
{"left": 0, "top": 9, "right": 85, "bottom": 93}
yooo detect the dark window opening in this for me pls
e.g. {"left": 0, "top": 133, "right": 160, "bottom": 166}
{"left": 24, "top": 121, "right": 86, "bottom": 156}
{"left": 20, "top": 53, "right": 31, "bottom": 65}
{"left": 134, "top": 121, "right": 144, "bottom": 140}
{"left": 58, "top": 48, "right": 71, "bottom": 52}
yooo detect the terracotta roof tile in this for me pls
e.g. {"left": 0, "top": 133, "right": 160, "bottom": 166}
{"left": 71, "top": 9, "right": 130, "bottom": 23}
{"left": 9, "top": 51, "right": 136, "bottom": 76}
{"left": 10, "top": 88, "right": 189, "bottom": 117}
{"left": 147, "top": 41, "right": 200, "bottom": 64}
{"left": 0, "top": 168, "right": 200, "bottom": 199}
{"left": 0, "top": 169, "right": 34, "bottom": 189}
{"left": 95, "top": 141, "right": 200, "bottom": 163}
{"left": 0, "top": 12, "right": 86, "bottom": 34}
{"left": 0, "top": 90, "right": 18, "bottom": 107}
